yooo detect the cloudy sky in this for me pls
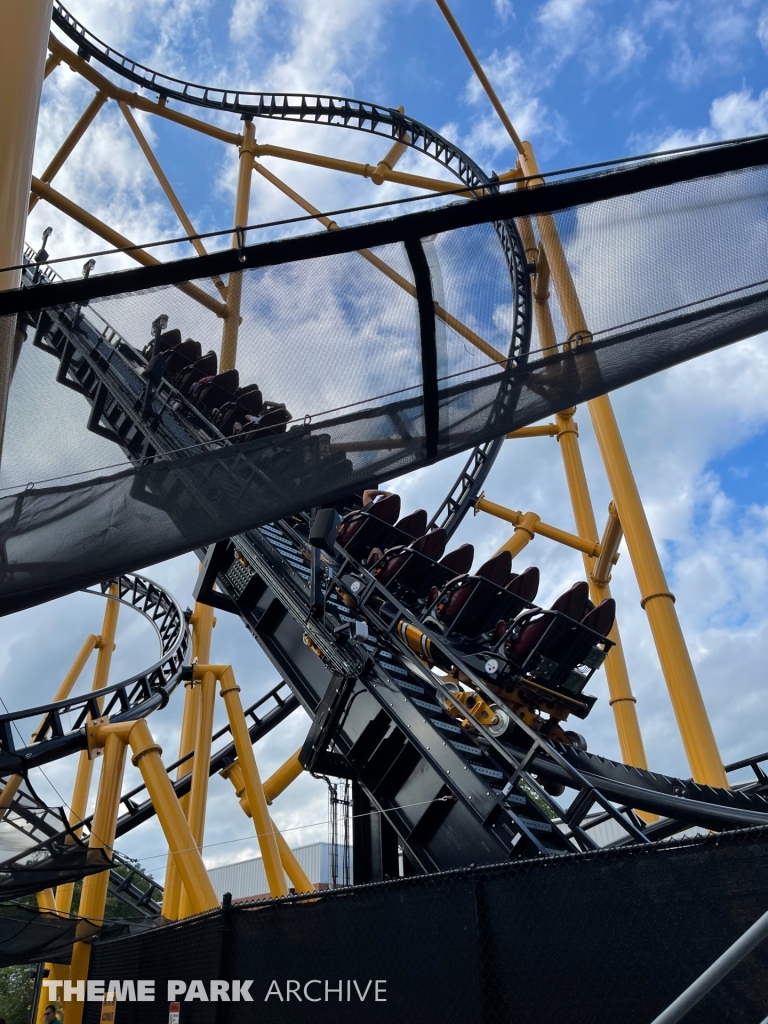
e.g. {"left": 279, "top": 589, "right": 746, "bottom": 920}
{"left": 4, "top": 0, "right": 768, "bottom": 884}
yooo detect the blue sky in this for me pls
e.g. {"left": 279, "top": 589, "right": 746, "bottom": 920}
{"left": 4, "top": 0, "right": 768, "bottom": 878}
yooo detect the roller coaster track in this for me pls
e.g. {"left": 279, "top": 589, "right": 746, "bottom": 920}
{"left": 9, "top": 265, "right": 768, "bottom": 885}
{"left": 9, "top": 21, "right": 768, "bottom": 889}
{"left": 52, "top": 1, "right": 492, "bottom": 193}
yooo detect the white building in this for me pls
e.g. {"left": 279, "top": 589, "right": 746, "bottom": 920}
{"left": 207, "top": 842, "right": 352, "bottom": 899}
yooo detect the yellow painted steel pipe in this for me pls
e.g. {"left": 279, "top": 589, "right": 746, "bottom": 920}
{"left": 222, "top": 748, "right": 304, "bottom": 816}
{"left": 506, "top": 424, "right": 559, "bottom": 439}
{"left": 29, "top": 90, "right": 108, "bottom": 212}
{"left": 274, "top": 824, "right": 314, "bottom": 893}
{"left": 0, "top": 633, "right": 99, "bottom": 820}
{"left": 588, "top": 394, "right": 728, "bottom": 787}
{"left": 58, "top": 588, "right": 121, "bottom": 921}
{"left": 0, "top": 1, "right": 52, "bottom": 464}
{"left": 254, "top": 141, "right": 472, "bottom": 195}
{"left": 177, "top": 667, "right": 216, "bottom": 919}
{"left": 163, "top": 599, "right": 214, "bottom": 919}
{"left": 497, "top": 509, "right": 539, "bottom": 559}
{"left": 519, "top": 142, "right": 591, "bottom": 348}
{"left": 251, "top": 159, "right": 506, "bottom": 366}
{"left": 48, "top": 35, "right": 241, "bottom": 146}
{"left": 67, "top": 729, "right": 129, "bottom": 1024}
{"left": 29, "top": 177, "right": 227, "bottom": 318}
{"left": 433, "top": 0, "right": 524, "bottom": 154}
{"left": 263, "top": 749, "right": 304, "bottom": 805}
{"left": 220, "top": 120, "right": 256, "bottom": 371}
{"left": 478, "top": 495, "right": 604, "bottom": 559}
{"left": 125, "top": 719, "right": 219, "bottom": 915}
{"left": 554, "top": 408, "right": 649, "bottom": 775}
{"left": 201, "top": 665, "right": 289, "bottom": 897}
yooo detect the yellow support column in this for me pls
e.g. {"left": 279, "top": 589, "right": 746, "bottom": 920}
{"left": 206, "top": 666, "right": 289, "bottom": 897}
{"left": 56, "top": 589, "right": 120, "bottom": 918}
{"left": 220, "top": 750, "right": 313, "bottom": 893}
{"left": 220, "top": 119, "right": 256, "bottom": 371}
{"left": 127, "top": 719, "right": 219, "bottom": 915}
{"left": 588, "top": 394, "right": 728, "bottom": 787}
{"left": 554, "top": 408, "right": 649, "bottom": 771}
{"left": 0, "top": 0, "right": 53, "bottom": 462}
{"left": 163, "top": 600, "right": 214, "bottom": 919}
{"left": 521, "top": 141, "right": 726, "bottom": 787}
{"left": 177, "top": 665, "right": 216, "bottom": 918}
{"left": 67, "top": 729, "right": 129, "bottom": 1024}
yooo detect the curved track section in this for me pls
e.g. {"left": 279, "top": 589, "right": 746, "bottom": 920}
{"left": 0, "top": 573, "right": 189, "bottom": 775}
{"left": 53, "top": 1, "right": 494, "bottom": 193}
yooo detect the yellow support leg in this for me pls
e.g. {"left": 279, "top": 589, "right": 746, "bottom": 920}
{"left": 162, "top": 600, "right": 214, "bottom": 919}
{"left": 201, "top": 665, "right": 289, "bottom": 897}
{"left": 521, "top": 138, "right": 726, "bottom": 789}
{"left": 554, "top": 408, "right": 649, "bottom": 772}
{"left": 177, "top": 666, "right": 216, "bottom": 919}
{"left": 220, "top": 119, "right": 256, "bottom": 371}
{"left": 220, "top": 750, "right": 313, "bottom": 893}
{"left": 66, "top": 730, "right": 129, "bottom": 1024}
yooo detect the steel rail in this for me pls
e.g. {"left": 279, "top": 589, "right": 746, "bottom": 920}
{"left": 0, "top": 572, "right": 189, "bottom": 773}
{"left": 51, "top": 1, "right": 491, "bottom": 193}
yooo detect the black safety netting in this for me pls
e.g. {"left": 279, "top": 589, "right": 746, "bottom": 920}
{"left": 1, "top": 140, "right": 767, "bottom": 612}
{"left": 80, "top": 826, "right": 768, "bottom": 1024}
{"left": 0, "top": 899, "right": 155, "bottom": 968}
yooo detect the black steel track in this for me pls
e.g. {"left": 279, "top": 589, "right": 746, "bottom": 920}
{"left": 15, "top": 233, "right": 768, "bottom": 877}
{"left": 52, "top": 1, "right": 492, "bottom": 193}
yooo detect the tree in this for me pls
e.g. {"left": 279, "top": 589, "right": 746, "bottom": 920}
{"left": 0, "top": 964, "right": 35, "bottom": 1024}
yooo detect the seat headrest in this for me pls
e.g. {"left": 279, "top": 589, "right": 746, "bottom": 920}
{"left": 193, "top": 351, "right": 218, "bottom": 376}
{"left": 368, "top": 493, "right": 401, "bottom": 524}
{"left": 212, "top": 368, "right": 240, "bottom": 392}
{"left": 155, "top": 328, "right": 181, "bottom": 353}
{"left": 238, "top": 389, "right": 263, "bottom": 415}
{"left": 581, "top": 597, "right": 615, "bottom": 637}
{"left": 412, "top": 528, "right": 447, "bottom": 561}
{"left": 178, "top": 338, "right": 202, "bottom": 360}
{"left": 440, "top": 543, "right": 474, "bottom": 575}
{"left": 506, "top": 566, "right": 540, "bottom": 603}
{"left": 551, "top": 580, "right": 590, "bottom": 619}
{"left": 396, "top": 509, "right": 428, "bottom": 539}
{"left": 476, "top": 549, "right": 512, "bottom": 585}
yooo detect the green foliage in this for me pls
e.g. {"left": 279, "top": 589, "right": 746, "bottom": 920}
{"left": 0, "top": 963, "right": 35, "bottom": 1024}
{"left": 0, "top": 857, "right": 156, "bottom": 1022}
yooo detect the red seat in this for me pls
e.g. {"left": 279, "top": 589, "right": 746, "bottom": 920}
{"left": 440, "top": 544, "right": 474, "bottom": 575}
{"left": 396, "top": 509, "right": 428, "bottom": 539}
{"left": 337, "top": 494, "right": 402, "bottom": 555}
{"left": 507, "top": 566, "right": 539, "bottom": 603}
{"left": 506, "top": 580, "right": 590, "bottom": 664}
{"left": 581, "top": 598, "right": 615, "bottom": 637}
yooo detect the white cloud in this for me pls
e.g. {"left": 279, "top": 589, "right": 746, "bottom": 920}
{"left": 493, "top": 0, "right": 514, "bottom": 24}
{"left": 229, "top": 0, "right": 268, "bottom": 42}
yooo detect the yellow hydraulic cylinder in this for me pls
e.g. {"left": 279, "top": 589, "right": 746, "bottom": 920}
{"left": 554, "top": 408, "right": 649, "bottom": 772}
{"left": 204, "top": 666, "right": 289, "bottom": 897}
{"left": 67, "top": 729, "right": 129, "bottom": 1024}
{"left": 220, "top": 119, "right": 256, "bottom": 371}
{"left": 588, "top": 394, "right": 728, "bottom": 787}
